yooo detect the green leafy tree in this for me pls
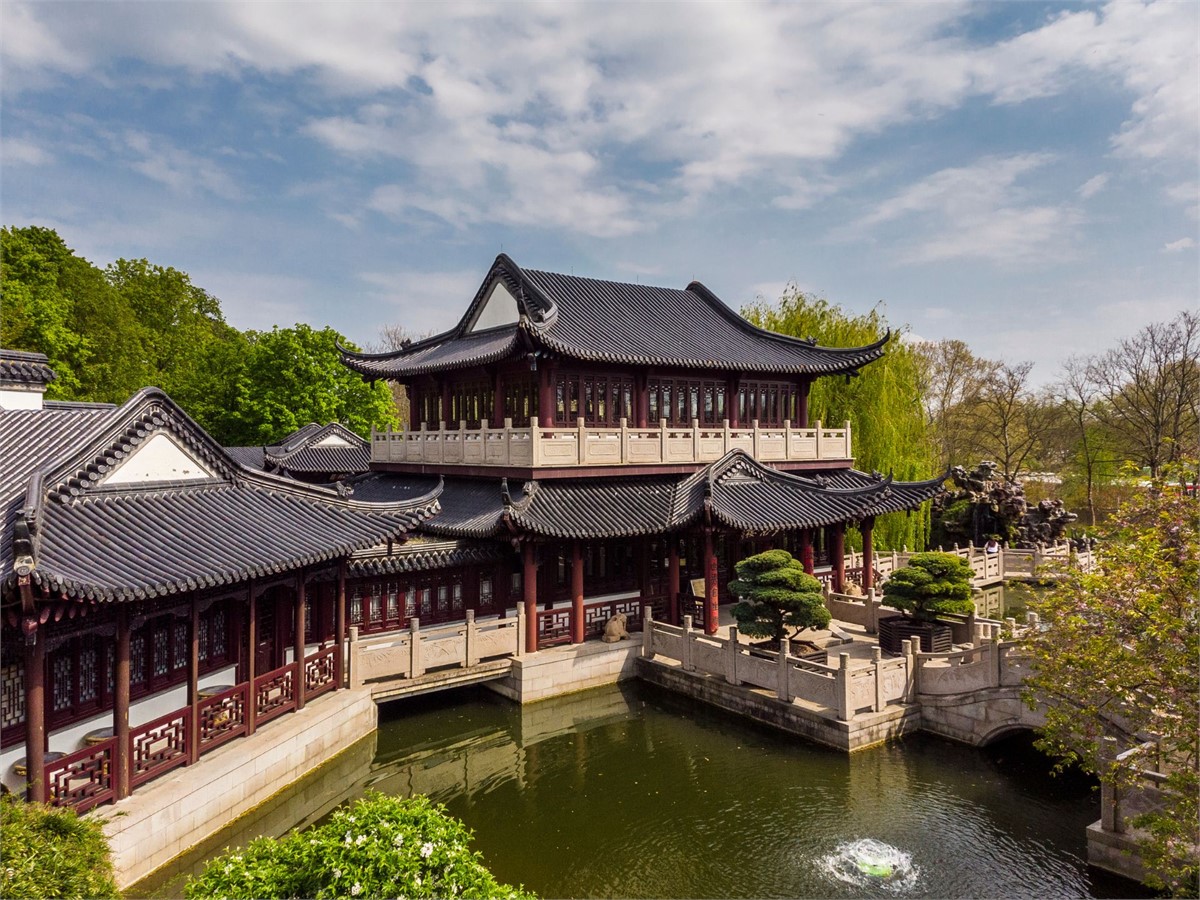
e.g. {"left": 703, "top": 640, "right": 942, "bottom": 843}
{"left": 226, "top": 324, "right": 400, "bottom": 445}
{"left": 1, "top": 226, "right": 148, "bottom": 401}
{"left": 880, "top": 552, "right": 974, "bottom": 621}
{"left": 743, "top": 289, "right": 936, "bottom": 551}
{"left": 185, "top": 792, "right": 534, "bottom": 900}
{"left": 1024, "top": 477, "right": 1198, "bottom": 894}
{"left": 0, "top": 794, "right": 119, "bottom": 899}
{"left": 729, "top": 549, "right": 830, "bottom": 644}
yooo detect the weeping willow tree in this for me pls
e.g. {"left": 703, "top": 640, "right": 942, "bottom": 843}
{"left": 743, "top": 288, "right": 936, "bottom": 551}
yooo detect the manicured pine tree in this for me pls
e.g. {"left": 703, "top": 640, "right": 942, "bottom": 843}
{"left": 729, "top": 549, "right": 830, "bottom": 645}
{"left": 880, "top": 552, "right": 974, "bottom": 621}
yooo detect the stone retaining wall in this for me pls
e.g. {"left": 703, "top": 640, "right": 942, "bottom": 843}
{"left": 96, "top": 689, "right": 377, "bottom": 889}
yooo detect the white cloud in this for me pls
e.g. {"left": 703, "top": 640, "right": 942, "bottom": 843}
{"left": 356, "top": 269, "right": 483, "bottom": 338}
{"left": 1, "top": 137, "right": 51, "bottom": 166}
{"left": 3, "top": 0, "right": 1195, "bottom": 241}
{"left": 1162, "top": 237, "right": 1196, "bottom": 253}
{"left": 1077, "top": 173, "right": 1110, "bottom": 199}
{"left": 850, "top": 153, "right": 1084, "bottom": 265}
{"left": 122, "top": 131, "right": 241, "bottom": 200}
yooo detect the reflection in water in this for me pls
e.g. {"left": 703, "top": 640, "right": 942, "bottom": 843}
{"left": 132, "top": 681, "right": 1151, "bottom": 899}
{"left": 974, "top": 581, "right": 1045, "bottom": 619}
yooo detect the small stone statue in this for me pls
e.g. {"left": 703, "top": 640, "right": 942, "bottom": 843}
{"left": 602, "top": 612, "right": 630, "bottom": 643}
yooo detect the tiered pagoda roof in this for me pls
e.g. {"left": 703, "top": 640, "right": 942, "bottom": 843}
{"left": 340, "top": 254, "right": 889, "bottom": 379}
{"left": 2, "top": 388, "right": 441, "bottom": 603}
{"left": 348, "top": 450, "right": 945, "bottom": 540}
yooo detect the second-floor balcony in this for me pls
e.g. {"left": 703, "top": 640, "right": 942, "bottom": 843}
{"left": 371, "top": 417, "right": 852, "bottom": 469}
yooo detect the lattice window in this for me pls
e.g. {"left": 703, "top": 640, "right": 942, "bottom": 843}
{"left": 349, "top": 587, "right": 363, "bottom": 625}
{"left": 52, "top": 655, "right": 73, "bottom": 712}
{"left": 78, "top": 645, "right": 98, "bottom": 704}
{"left": 368, "top": 587, "right": 382, "bottom": 624}
{"left": 403, "top": 587, "right": 416, "bottom": 619}
{"left": 106, "top": 643, "right": 115, "bottom": 695}
{"left": 1, "top": 663, "right": 25, "bottom": 729}
{"left": 212, "top": 609, "right": 226, "bottom": 658}
{"left": 304, "top": 594, "right": 314, "bottom": 642}
{"left": 480, "top": 578, "right": 493, "bottom": 604}
{"left": 419, "top": 588, "right": 432, "bottom": 618}
{"left": 172, "top": 621, "right": 188, "bottom": 671}
{"left": 132, "top": 633, "right": 147, "bottom": 685}
{"left": 386, "top": 584, "right": 399, "bottom": 620}
{"left": 452, "top": 583, "right": 463, "bottom": 613}
{"left": 152, "top": 627, "right": 169, "bottom": 678}
{"left": 511, "top": 572, "right": 521, "bottom": 594}
{"left": 199, "top": 623, "right": 209, "bottom": 662}
{"left": 437, "top": 585, "right": 449, "bottom": 614}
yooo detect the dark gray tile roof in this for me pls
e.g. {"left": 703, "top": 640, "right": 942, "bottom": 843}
{"left": 4, "top": 389, "right": 441, "bottom": 601}
{"left": 354, "top": 452, "right": 943, "bottom": 541}
{"left": 341, "top": 255, "right": 888, "bottom": 379}
{"left": 348, "top": 538, "right": 509, "bottom": 577}
{"left": 0, "top": 349, "right": 56, "bottom": 386}
{"left": 227, "top": 424, "right": 372, "bottom": 477}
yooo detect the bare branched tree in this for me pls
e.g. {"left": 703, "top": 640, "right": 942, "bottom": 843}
{"left": 911, "top": 339, "right": 999, "bottom": 468}
{"left": 364, "top": 324, "right": 432, "bottom": 429}
{"left": 964, "top": 361, "right": 1052, "bottom": 480}
{"left": 1051, "top": 356, "right": 1116, "bottom": 525}
{"left": 1086, "top": 311, "right": 1200, "bottom": 477}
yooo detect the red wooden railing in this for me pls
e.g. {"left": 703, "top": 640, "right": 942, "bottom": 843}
{"left": 198, "top": 683, "right": 248, "bottom": 755}
{"left": 254, "top": 662, "right": 296, "bottom": 726}
{"left": 535, "top": 596, "right": 667, "bottom": 649}
{"left": 44, "top": 738, "right": 116, "bottom": 814}
{"left": 536, "top": 608, "right": 573, "bottom": 648}
{"left": 304, "top": 646, "right": 338, "bottom": 700}
{"left": 130, "top": 707, "right": 191, "bottom": 789}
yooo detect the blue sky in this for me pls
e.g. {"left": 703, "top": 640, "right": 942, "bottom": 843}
{"left": 2, "top": 1, "right": 1197, "bottom": 386}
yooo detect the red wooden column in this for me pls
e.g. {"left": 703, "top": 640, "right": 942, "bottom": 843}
{"left": 246, "top": 586, "right": 257, "bottom": 737}
{"left": 492, "top": 370, "right": 504, "bottom": 425}
{"left": 187, "top": 593, "right": 199, "bottom": 764}
{"left": 861, "top": 517, "right": 875, "bottom": 592}
{"left": 637, "top": 542, "right": 651, "bottom": 619}
{"left": 667, "top": 541, "right": 680, "bottom": 625}
{"left": 537, "top": 365, "right": 554, "bottom": 425}
{"left": 635, "top": 373, "right": 649, "bottom": 428}
{"left": 797, "top": 379, "right": 810, "bottom": 428}
{"left": 114, "top": 605, "right": 131, "bottom": 799}
{"left": 570, "top": 541, "right": 584, "bottom": 644}
{"left": 22, "top": 616, "right": 46, "bottom": 802}
{"left": 294, "top": 574, "right": 307, "bottom": 710}
{"left": 727, "top": 377, "right": 740, "bottom": 427}
{"left": 831, "top": 523, "right": 846, "bottom": 593}
{"left": 799, "top": 529, "right": 815, "bottom": 574}
{"left": 522, "top": 543, "right": 538, "bottom": 653}
{"left": 335, "top": 561, "right": 347, "bottom": 688}
{"left": 703, "top": 530, "right": 720, "bottom": 635}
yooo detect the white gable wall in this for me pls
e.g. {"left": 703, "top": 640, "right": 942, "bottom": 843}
{"left": 467, "top": 281, "right": 520, "bottom": 332}
{"left": 314, "top": 433, "right": 353, "bottom": 447}
{"left": 101, "top": 432, "right": 216, "bottom": 484}
{"left": 0, "top": 386, "right": 44, "bottom": 410}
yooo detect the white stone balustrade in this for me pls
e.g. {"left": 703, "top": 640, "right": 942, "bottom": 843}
{"left": 371, "top": 416, "right": 852, "bottom": 468}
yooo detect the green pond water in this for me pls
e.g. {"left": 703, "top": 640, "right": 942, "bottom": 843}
{"left": 133, "top": 679, "right": 1149, "bottom": 899}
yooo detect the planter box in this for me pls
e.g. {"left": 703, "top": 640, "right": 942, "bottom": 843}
{"left": 878, "top": 617, "right": 954, "bottom": 654}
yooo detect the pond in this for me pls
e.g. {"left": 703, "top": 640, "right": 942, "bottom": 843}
{"left": 131, "top": 681, "right": 1148, "bottom": 899}
{"left": 973, "top": 580, "right": 1047, "bottom": 621}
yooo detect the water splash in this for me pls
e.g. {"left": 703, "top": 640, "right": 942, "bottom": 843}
{"left": 822, "top": 838, "right": 920, "bottom": 892}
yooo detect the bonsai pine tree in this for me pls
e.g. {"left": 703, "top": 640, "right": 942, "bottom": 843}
{"left": 729, "top": 549, "right": 830, "bottom": 644}
{"left": 881, "top": 552, "right": 975, "bottom": 621}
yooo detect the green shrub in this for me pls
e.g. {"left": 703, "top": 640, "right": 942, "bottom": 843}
{"left": 185, "top": 792, "right": 534, "bottom": 900}
{"left": 0, "top": 794, "right": 119, "bottom": 899}
{"left": 881, "top": 551, "right": 975, "bottom": 620}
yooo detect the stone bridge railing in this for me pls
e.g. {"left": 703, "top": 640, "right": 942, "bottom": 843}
{"left": 348, "top": 611, "right": 523, "bottom": 688}
{"left": 640, "top": 610, "right": 914, "bottom": 721}
{"left": 861, "top": 541, "right": 1095, "bottom": 589}
{"left": 640, "top": 608, "right": 1046, "bottom": 730}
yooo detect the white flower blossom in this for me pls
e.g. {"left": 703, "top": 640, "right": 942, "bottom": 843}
{"left": 420, "top": 842, "right": 434, "bottom": 858}
{"left": 393, "top": 833, "right": 405, "bottom": 847}
{"left": 414, "top": 876, "right": 422, "bottom": 887}
{"left": 351, "top": 882, "right": 362, "bottom": 896}
{"left": 355, "top": 834, "right": 367, "bottom": 846}
{"left": 333, "top": 869, "right": 343, "bottom": 879}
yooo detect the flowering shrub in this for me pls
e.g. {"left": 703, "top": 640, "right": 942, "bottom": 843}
{"left": 0, "top": 794, "right": 119, "bottom": 899}
{"left": 185, "top": 792, "right": 535, "bottom": 899}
